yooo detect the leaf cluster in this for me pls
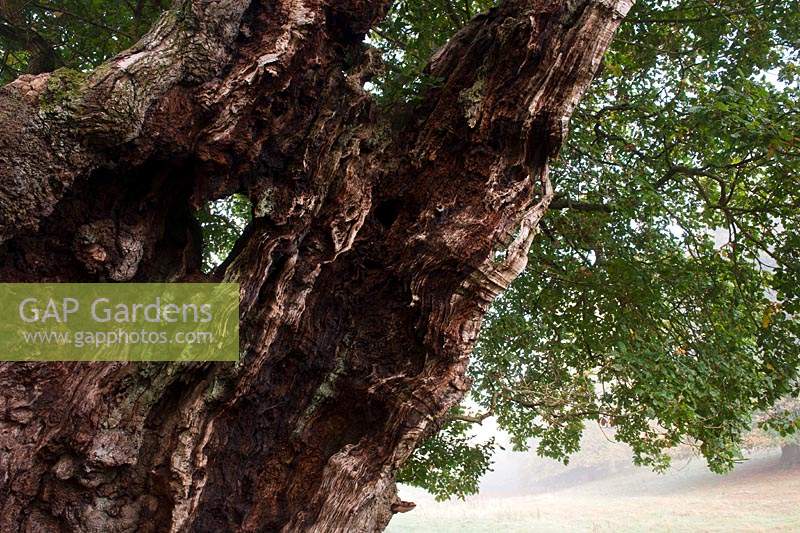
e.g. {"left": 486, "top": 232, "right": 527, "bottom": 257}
{"left": 0, "top": 0, "right": 162, "bottom": 83}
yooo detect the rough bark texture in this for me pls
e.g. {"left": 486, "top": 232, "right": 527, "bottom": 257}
{"left": 0, "top": 0, "right": 631, "bottom": 531}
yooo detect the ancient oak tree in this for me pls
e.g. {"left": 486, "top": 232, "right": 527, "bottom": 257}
{"left": 0, "top": 0, "right": 630, "bottom": 530}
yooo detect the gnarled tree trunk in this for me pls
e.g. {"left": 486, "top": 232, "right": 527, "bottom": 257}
{"left": 0, "top": 0, "right": 631, "bottom": 530}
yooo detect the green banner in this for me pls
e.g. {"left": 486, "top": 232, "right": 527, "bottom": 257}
{"left": 0, "top": 283, "right": 239, "bottom": 361}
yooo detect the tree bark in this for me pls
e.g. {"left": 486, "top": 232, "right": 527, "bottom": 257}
{"left": 0, "top": 0, "right": 631, "bottom": 530}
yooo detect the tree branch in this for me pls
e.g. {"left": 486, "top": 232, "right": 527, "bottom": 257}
{"left": 0, "top": 16, "right": 59, "bottom": 73}
{"left": 550, "top": 196, "right": 613, "bottom": 213}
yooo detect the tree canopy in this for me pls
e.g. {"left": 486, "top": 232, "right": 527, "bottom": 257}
{"left": 2, "top": 0, "right": 798, "bottom": 502}
{"left": 0, "top": 0, "right": 161, "bottom": 81}
{"left": 393, "top": 0, "right": 800, "bottom": 499}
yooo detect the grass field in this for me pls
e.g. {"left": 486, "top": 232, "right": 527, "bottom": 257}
{"left": 388, "top": 452, "right": 800, "bottom": 532}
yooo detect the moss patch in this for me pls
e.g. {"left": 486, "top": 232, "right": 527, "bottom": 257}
{"left": 40, "top": 68, "right": 87, "bottom": 113}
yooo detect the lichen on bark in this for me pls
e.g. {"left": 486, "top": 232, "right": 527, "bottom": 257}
{"left": 39, "top": 68, "right": 87, "bottom": 113}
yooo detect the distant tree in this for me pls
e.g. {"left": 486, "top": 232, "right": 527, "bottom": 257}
{"left": 746, "top": 396, "right": 800, "bottom": 468}
{"left": 784, "top": 442, "right": 800, "bottom": 467}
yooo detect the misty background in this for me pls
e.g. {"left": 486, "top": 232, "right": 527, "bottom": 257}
{"left": 389, "top": 421, "right": 800, "bottom": 532}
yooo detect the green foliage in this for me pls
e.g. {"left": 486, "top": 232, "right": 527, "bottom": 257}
{"left": 396, "top": 419, "right": 495, "bottom": 501}
{"left": 371, "top": 0, "right": 800, "bottom": 497}
{"left": 369, "top": 0, "right": 497, "bottom": 103}
{"left": 195, "top": 194, "right": 252, "bottom": 273}
{"left": 470, "top": 0, "right": 800, "bottom": 483}
{"left": 752, "top": 396, "right": 800, "bottom": 446}
{"left": 0, "top": 0, "right": 162, "bottom": 83}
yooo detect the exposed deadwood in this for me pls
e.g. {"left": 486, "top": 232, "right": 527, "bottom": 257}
{"left": 0, "top": 0, "right": 631, "bottom": 530}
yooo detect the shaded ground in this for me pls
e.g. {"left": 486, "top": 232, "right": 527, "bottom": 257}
{"left": 389, "top": 450, "right": 800, "bottom": 532}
